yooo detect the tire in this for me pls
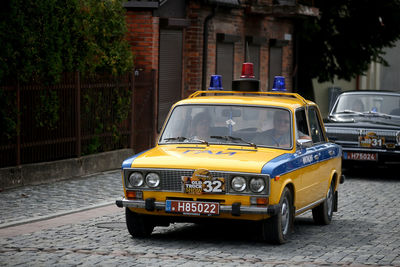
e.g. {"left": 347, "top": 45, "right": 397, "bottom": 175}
{"left": 261, "top": 187, "right": 293, "bottom": 244}
{"left": 125, "top": 208, "right": 154, "bottom": 238}
{"left": 312, "top": 180, "right": 335, "bottom": 225}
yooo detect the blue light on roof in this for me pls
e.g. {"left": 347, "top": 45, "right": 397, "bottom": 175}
{"left": 271, "top": 76, "right": 287, "bottom": 92}
{"left": 208, "top": 75, "right": 223, "bottom": 90}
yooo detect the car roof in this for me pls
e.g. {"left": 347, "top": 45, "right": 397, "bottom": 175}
{"left": 175, "top": 91, "right": 315, "bottom": 110}
{"left": 339, "top": 90, "right": 400, "bottom": 96}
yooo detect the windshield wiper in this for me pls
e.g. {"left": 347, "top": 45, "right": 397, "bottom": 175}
{"left": 164, "top": 136, "right": 188, "bottom": 142}
{"left": 360, "top": 111, "right": 392, "bottom": 119}
{"left": 335, "top": 109, "right": 362, "bottom": 115}
{"left": 211, "top": 135, "right": 257, "bottom": 149}
{"left": 165, "top": 136, "right": 209, "bottom": 146}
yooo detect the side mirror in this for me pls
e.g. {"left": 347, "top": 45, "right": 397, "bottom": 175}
{"left": 296, "top": 139, "right": 312, "bottom": 149}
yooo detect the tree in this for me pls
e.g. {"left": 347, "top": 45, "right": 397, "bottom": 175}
{"left": 295, "top": 0, "right": 400, "bottom": 99}
{"left": 0, "top": 0, "right": 133, "bottom": 84}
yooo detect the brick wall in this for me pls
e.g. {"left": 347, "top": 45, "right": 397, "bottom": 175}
{"left": 125, "top": 11, "right": 159, "bottom": 71}
{"left": 184, "top": 3, "right": 294, "bottom": 95}
{"left": 125, "top": 4, "right": 295, "bottom": 97}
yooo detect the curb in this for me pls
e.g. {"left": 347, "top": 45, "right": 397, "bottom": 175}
{"left": 0, "top": 148, "right": 134, "bottom": 190}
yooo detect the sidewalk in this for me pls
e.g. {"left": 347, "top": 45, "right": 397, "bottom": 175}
{"left": 0, "top": 169, "right": 123, "bottom": 228}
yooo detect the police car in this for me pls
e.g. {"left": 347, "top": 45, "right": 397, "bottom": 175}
{"left": 116, "top": 63, "right": 343, "bottom": 244}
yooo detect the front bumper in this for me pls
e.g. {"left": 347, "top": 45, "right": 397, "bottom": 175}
{"left": 115, "top": 198, "right": 281, "bottom": 216}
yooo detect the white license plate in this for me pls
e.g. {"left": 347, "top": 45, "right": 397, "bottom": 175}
{"left": 344, "top": 152, "right": 378, "bottom": 161}
{"left": 165, "top": 200, "right": 219, "bottom": 216}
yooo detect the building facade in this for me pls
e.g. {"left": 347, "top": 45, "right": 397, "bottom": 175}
{"left": 123, "top": 0, "right": 318, "bottom": 138}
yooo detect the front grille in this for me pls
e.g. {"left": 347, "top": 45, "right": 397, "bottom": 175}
{"left": 124, "top": 168, "right": 270, "bottom": 195}
{"left": 326, "top": 127, "right": 398, "bottom": 143}
{"left": 154, "top": 169, "right": 231, "bottom": 192}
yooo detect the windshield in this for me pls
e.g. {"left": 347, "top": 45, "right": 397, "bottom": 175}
{"left": 159, "top": 105, "right": 293, "bottom": 149}
{"left": 332, "top": 93, "right": 400, "bottom": 116}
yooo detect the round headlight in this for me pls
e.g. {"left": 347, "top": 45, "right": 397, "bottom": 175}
{"left": 249, "top": 177, "right": 265, "bottom": 193}
{"left": 396, "top": 131, "right": 400, "bottom": 145}
{"left": 231, "top": 176, "right": 246, "bottom": 192}
{"left": 146, "top": 172, "right": 160, "bottom": 188}
{"left": 129, "top": 172, "right": 144, "bottom": 187}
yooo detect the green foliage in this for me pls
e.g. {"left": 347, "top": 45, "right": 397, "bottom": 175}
{"left": 0, "top": 89, "right": 17, "bottom": 140}
{"left": 298, "top": 0, "right": 400, "bottom": 83}
{"left": 0, "top": 0, "right": 133, "bottom": 84}
{"left": 34, "top": 89, "right": 60, "bottom": 129}
{"left": 81, "top": 79, "right": 132, "bottom": 155}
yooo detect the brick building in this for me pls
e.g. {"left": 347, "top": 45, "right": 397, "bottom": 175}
{"left": 124, "top": 0, "right": 318, "bottom": 139}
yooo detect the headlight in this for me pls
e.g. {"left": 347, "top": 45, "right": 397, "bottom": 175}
{"left": 249, "top": 177, "right": 265, "bottom": 193}
{"left": 231, "top": 176, "right": 246, "bottom": 192}
{"left": 146, "top": 172, "right": 160, "bottom": 188}
{"left": 128, "top": 172, "right": 144, "bottom": 187}
{"left": 396, "top": 131, "right": 400, "bottom": 145}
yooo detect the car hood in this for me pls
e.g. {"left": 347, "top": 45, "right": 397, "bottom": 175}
{"left": 123, "top": 145, "right": 289, "bottom": 173}
{"left": 325, "top": 121, "right": 400, "bottom": 130}
{"left": 327, "top": 114, "right": 400, "bottom": 128}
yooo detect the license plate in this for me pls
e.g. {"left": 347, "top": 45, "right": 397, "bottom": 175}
{"left": 343, "top": 152, "right": 378, "bottom": 161}
{"left": 165, "top": 200, "right": 219, "bottom": 216}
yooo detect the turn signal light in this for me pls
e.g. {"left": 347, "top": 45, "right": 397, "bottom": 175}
{"left": 251, "top": 197, "right": 269, "bottom": 205}
{"left": 126, "top": 191, "right": 143, "bottom": 200}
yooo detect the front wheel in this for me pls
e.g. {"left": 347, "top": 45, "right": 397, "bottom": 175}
{"left": 261, "top": 187, "right": 293, "bottom": 244}
{"left": 125, "top": 208, "right": 154, "bottom": 238}
{"left": 312, "top": 180, "right": 335, "bottom": 225}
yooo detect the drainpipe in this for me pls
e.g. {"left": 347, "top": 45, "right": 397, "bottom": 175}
{"left": 202, "top": 7, "right": 216, "bottom": 90}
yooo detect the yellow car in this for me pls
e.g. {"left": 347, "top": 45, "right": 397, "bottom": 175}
{"left": 116, "top": 76, "right": 343, "bottom": 244}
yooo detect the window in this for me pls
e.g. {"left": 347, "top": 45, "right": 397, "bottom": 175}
{"left": 295, "top": 108, "right": 309, "bottom": 140}
{"left": 307, "top": 107, "right": 325, "bottom": 143}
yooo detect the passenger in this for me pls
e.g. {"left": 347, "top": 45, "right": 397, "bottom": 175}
{"left": 253, "top": 110, "right": 291, "bottom": 148}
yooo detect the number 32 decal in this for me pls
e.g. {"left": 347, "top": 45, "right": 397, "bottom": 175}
{"left": 203, "top": 180, "right": 223, "bottom": 193}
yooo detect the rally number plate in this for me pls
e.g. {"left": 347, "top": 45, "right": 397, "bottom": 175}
{"left": 165, "top": 200, "right": 219, "bottom": 216}
{"left": 343, "top": 152, "right": 378, "bottom": 161}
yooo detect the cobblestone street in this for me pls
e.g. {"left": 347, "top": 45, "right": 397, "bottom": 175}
{"left": 1, "top": 168, "right": 400, "bottom": 266}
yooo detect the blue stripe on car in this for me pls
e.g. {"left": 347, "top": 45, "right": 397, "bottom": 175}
{"left": 261, "top": 144, "right": 341, "bottom": 178}
{"left": 121, "top": 149, "right": 149, "bottom": 169}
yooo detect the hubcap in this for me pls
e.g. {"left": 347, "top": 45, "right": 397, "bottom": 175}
{"left": 281, "top": 197, "right": 290, "bottom": 235}
{"left": 327, "top": 185, "right": 333, "bottom": 216}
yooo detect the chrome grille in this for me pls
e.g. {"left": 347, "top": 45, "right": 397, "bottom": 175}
{"left": 326, "top": 127, "right": 398, "bottom": 143}
{"left": 124, "top": 168, "right": 269, "bottom": 195}
{"left": 158, "top": 169, "right": 232, "bottom": 192}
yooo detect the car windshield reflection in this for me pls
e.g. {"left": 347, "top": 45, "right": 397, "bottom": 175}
{"left": 159, "top": 105, "right": 293, "bottom": 149}
{"left": 330, "top": 93, "right": 400, "bottom": 125}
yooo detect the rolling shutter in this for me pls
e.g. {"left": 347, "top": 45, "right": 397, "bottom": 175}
{"left": 158, "top": 29, "right": 183, "bottom": 131}
{"left": 216, "top": 42, "right": 234, "bottom": 90}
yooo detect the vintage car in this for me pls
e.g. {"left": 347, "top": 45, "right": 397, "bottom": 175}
{"left": 116, "top": 72, "right": 343, "bottom": 244}
{"left": 325, "top": 90, "right": 400, "bottom": 166}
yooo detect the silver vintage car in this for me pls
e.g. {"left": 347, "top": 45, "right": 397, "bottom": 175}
{"left": 325, "top": 90, "right": 400, "bottom": 167}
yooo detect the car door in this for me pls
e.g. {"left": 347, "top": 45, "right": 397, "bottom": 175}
{"left": 305, "top": 106, "right": 330, "bottom": 201}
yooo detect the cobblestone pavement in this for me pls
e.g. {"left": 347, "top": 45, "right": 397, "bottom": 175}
{"left": 0, "top": 170, "right": 123, "bottom": 227}
{"left": 1, "top": 168, "right": 400, "bottom": 266}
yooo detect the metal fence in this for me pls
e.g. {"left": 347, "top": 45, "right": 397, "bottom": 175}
{"left": 0, "top": 71, "right": 155, "bottom": 168}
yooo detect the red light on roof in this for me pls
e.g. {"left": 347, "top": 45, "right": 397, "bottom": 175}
{"left": 240, "top": 62, "right": 255, "bottom": 78}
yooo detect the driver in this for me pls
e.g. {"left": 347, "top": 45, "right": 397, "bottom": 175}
{"left": 190, "top": 112, "right": 212, "bottom": 140}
